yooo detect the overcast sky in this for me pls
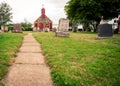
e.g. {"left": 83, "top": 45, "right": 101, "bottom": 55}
{"left": 0, "top": 0, "right": 69, "bottom": 24}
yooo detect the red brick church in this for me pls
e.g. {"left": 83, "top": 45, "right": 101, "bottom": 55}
{"left": 33, "top": 6, "right": 52, "bottom": 31}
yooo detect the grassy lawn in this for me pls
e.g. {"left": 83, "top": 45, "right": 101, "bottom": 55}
{"left": 33, "top": 32, "right": 120, "bottom": 86}
{"left": 0, "top": 33, "right": 24, "bottom": 81}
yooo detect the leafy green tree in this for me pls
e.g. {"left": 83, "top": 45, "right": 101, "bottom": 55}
{"left": 7, "top": 24, "right": 13, "bottom": 31}
{"left": 0, "top": 2, "right": 12, "bottom": 30}
{"left": 21, "top": 19, "right": 32, "bottom": 31}
{"left": 65, "top": 0, "right": 120, "bottom": 31}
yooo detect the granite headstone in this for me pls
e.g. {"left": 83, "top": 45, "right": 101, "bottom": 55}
{"left": 98, "top": 23, "right": 113, "bottom": 37}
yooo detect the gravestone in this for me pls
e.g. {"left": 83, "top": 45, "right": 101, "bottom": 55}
{"left": 97, "top": 16, "right": 113, "bottom": 38}
{"left": 58, "top": 18, "right": 69, "bottom": 32}
{"left": 13, "top": 24, "right": 22, "bottom": 33}
{"left": 56, "top": 18, "right": 69, "bottom": 37}
{"left": 72, "top": 27, "right": 77, "bottom": 32}
{"left": 98, "top": 24, "right": 113, "bottom": 37}
{"left": 117, "top": 17, "right": 120, "bottom": 34}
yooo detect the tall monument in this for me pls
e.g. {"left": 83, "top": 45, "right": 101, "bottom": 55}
{"left": 33, "top": 5, "right": 52, "bottom": 31}
{"left": 117, "top": 17, "right": 120, "bottom": 34}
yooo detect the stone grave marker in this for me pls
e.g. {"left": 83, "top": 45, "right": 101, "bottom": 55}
{"left": 55, "top": 18, "right": 69, "bottom": 37}
{"left": 97, "top": 16, "right": 113, "bottom": 38}
{"left": 13, "top": 24, "right": 22, "bottom": 33}
{"left": 98, "top": 24, "right": 113, "bottom": 37}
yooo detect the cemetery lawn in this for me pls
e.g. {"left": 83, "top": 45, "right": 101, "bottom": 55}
{"left": 0, "top": 33, "right": 23, "bottom": 80}
{"left": 33, "top": 32, "right": 120, "bottom": 86}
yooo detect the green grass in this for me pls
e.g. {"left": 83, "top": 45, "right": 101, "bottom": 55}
{"left": 0, "top": 33, "right": 23, "bottom": 80}
{"left": 33, "top": 32, "right": 120, "bottom": 86}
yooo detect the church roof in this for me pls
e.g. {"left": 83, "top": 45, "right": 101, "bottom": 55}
{"left": 35, "top": 15, "right": 52, "bottom": 23}
{"left": 34, "top": 7, "right": 52, "bottom": 23}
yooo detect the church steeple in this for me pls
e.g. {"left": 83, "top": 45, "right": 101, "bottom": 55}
{"left": 41, "top": 4, "right": 45, "bottom": 18}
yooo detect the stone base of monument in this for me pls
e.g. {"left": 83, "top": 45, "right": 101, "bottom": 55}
{"left": 13, "top": 30, "right": 23, "bottom": 33}
{"left": 95, "top": 36, "right": 114, "bottom": 40}
{"left": 55, "top": 31, "right": 69, "bottom": 37}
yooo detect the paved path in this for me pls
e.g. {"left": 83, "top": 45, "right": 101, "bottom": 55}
{"left": 3, "top": 33, "right": 53, "bottom": 86}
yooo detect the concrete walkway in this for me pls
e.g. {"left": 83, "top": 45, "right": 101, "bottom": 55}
{"left": 3, "top": 33, "right": 53, "bottom": 86}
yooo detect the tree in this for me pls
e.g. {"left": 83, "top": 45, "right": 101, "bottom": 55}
{"left": 21, "top": 19, "right": 32, "bottom": 31}
{"left": 65, "top": 0, "right": 120, "bottom": 32}
{"left": 0, "top": 2, "right": 12, "bottom": 30}
{"left": 7, "top": 24, "right": 13, "bottom": 31}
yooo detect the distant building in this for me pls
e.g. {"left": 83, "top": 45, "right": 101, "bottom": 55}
{"left": 33, "top": 6, "right": 52, "bottom": 31}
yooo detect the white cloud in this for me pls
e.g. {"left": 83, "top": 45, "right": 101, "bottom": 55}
{"left": 0, "top": 0, "right": 69, "bottom": 24}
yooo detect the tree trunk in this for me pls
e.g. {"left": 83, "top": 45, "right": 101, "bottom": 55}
{"left": 3, "top": 25, "right": 5, "bottom": 32}
{"left": 83, "top": 22, "right": 89, "bottom": 31}
{"left": 0, "top": 25, "right": 1, "bottom": 30}
{"left": 94, "top": 19, "right": 101, "bottom": 32}
{"left": 93, "top": 24, "right": 98, "bottom": 32}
